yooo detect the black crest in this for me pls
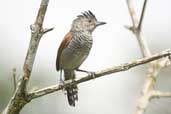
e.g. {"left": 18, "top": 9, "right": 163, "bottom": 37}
{"left": 77, "top": 10, "right": 97, "bottom": 20}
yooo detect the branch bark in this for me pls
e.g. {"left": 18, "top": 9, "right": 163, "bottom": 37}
{"left": 126, "top": 0, "right": 171, "bottom": 114}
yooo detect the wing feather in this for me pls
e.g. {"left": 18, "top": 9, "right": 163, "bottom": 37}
{"left": 56, "top": 32, "right": 73, "bottom": 71}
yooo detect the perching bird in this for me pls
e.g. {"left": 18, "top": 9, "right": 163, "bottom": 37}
{"left": 56, "top": 11, "right": 106, "bottom": 107}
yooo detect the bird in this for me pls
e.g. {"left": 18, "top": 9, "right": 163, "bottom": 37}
{"left": 56, "top": 10, "right": 106, "bottom": 107}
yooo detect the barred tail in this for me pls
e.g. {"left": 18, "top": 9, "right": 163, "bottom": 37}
{"left": 64, "top": 70, "right": 78, "bottom": 107}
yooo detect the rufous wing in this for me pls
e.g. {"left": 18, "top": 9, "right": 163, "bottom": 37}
{"left": 56, "top": 32, "right": 73, "bottom": 71}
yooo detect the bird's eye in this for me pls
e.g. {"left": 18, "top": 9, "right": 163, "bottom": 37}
{"left": 88, "top": 20, "right": 92, "bottom": 23}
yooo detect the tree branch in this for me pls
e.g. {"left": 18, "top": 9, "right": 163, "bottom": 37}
{"left": 126, "top": 0, "right": 171, "bottom": 114}
{"left": 137, "top": 0, "right": 147, "bottom": 30}
{"left": 1, "top": 0, "right": 52, "bottom": 114}
{"left": 27, "top": 50, "right": 171, "bottom": 100}
{"left": 127, "top": 0, "right": 151, "bottom": 57}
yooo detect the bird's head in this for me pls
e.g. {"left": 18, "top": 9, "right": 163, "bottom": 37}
{"left": 71, "top": 11, "right": 106, "bottom": 32}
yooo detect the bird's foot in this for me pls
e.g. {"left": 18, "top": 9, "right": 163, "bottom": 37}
{"left": 59, "top": 80, "right": 65, "bottom": 86}
{"left": 88, "top": 71, "right": 96, "bottom": 79}
{"left": 59, "top": 79, "right": 65, "bottom": 92}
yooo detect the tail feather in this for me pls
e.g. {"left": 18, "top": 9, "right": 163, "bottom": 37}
{"left": 64, "top": 70, "right": 78, "bottom": 107}
{"left": 66, "top": 85, "right": 78, "bottom": 106}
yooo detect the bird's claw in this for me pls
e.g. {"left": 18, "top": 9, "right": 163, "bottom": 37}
{"left": 87, "top": 71, "right": 95, "bottom": 79}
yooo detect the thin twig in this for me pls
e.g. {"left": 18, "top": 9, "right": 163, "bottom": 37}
{"left": 43, "top": 27, "right": 54, "bottom": 34}
{"left": 12, "top": 68, "right": 17, "bottom": 91}
{"left": 137, "top": 0, "right": 147, "bottom": 30}
{"left": 27, "top": 50, "right": 171, "bottom": 100}
{"left": 152, "top": 91, "right": 171, "bottom": 98}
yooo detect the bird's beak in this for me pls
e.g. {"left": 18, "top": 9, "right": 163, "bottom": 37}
{"left": 96, "top": 21, "right": 107, "bottom": 26}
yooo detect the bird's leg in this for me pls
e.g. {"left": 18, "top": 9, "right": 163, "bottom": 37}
{"left": 59, "top": 70, "right": 65, "bottom": 84}
{"left": 76, "top": 69, "right": 95, "bottom": 78}
{"left": 59, "top": 69, "right": 66, "bottom": 93}
{"left": 59, "top": 70, "right": 69, "bottom": 94}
